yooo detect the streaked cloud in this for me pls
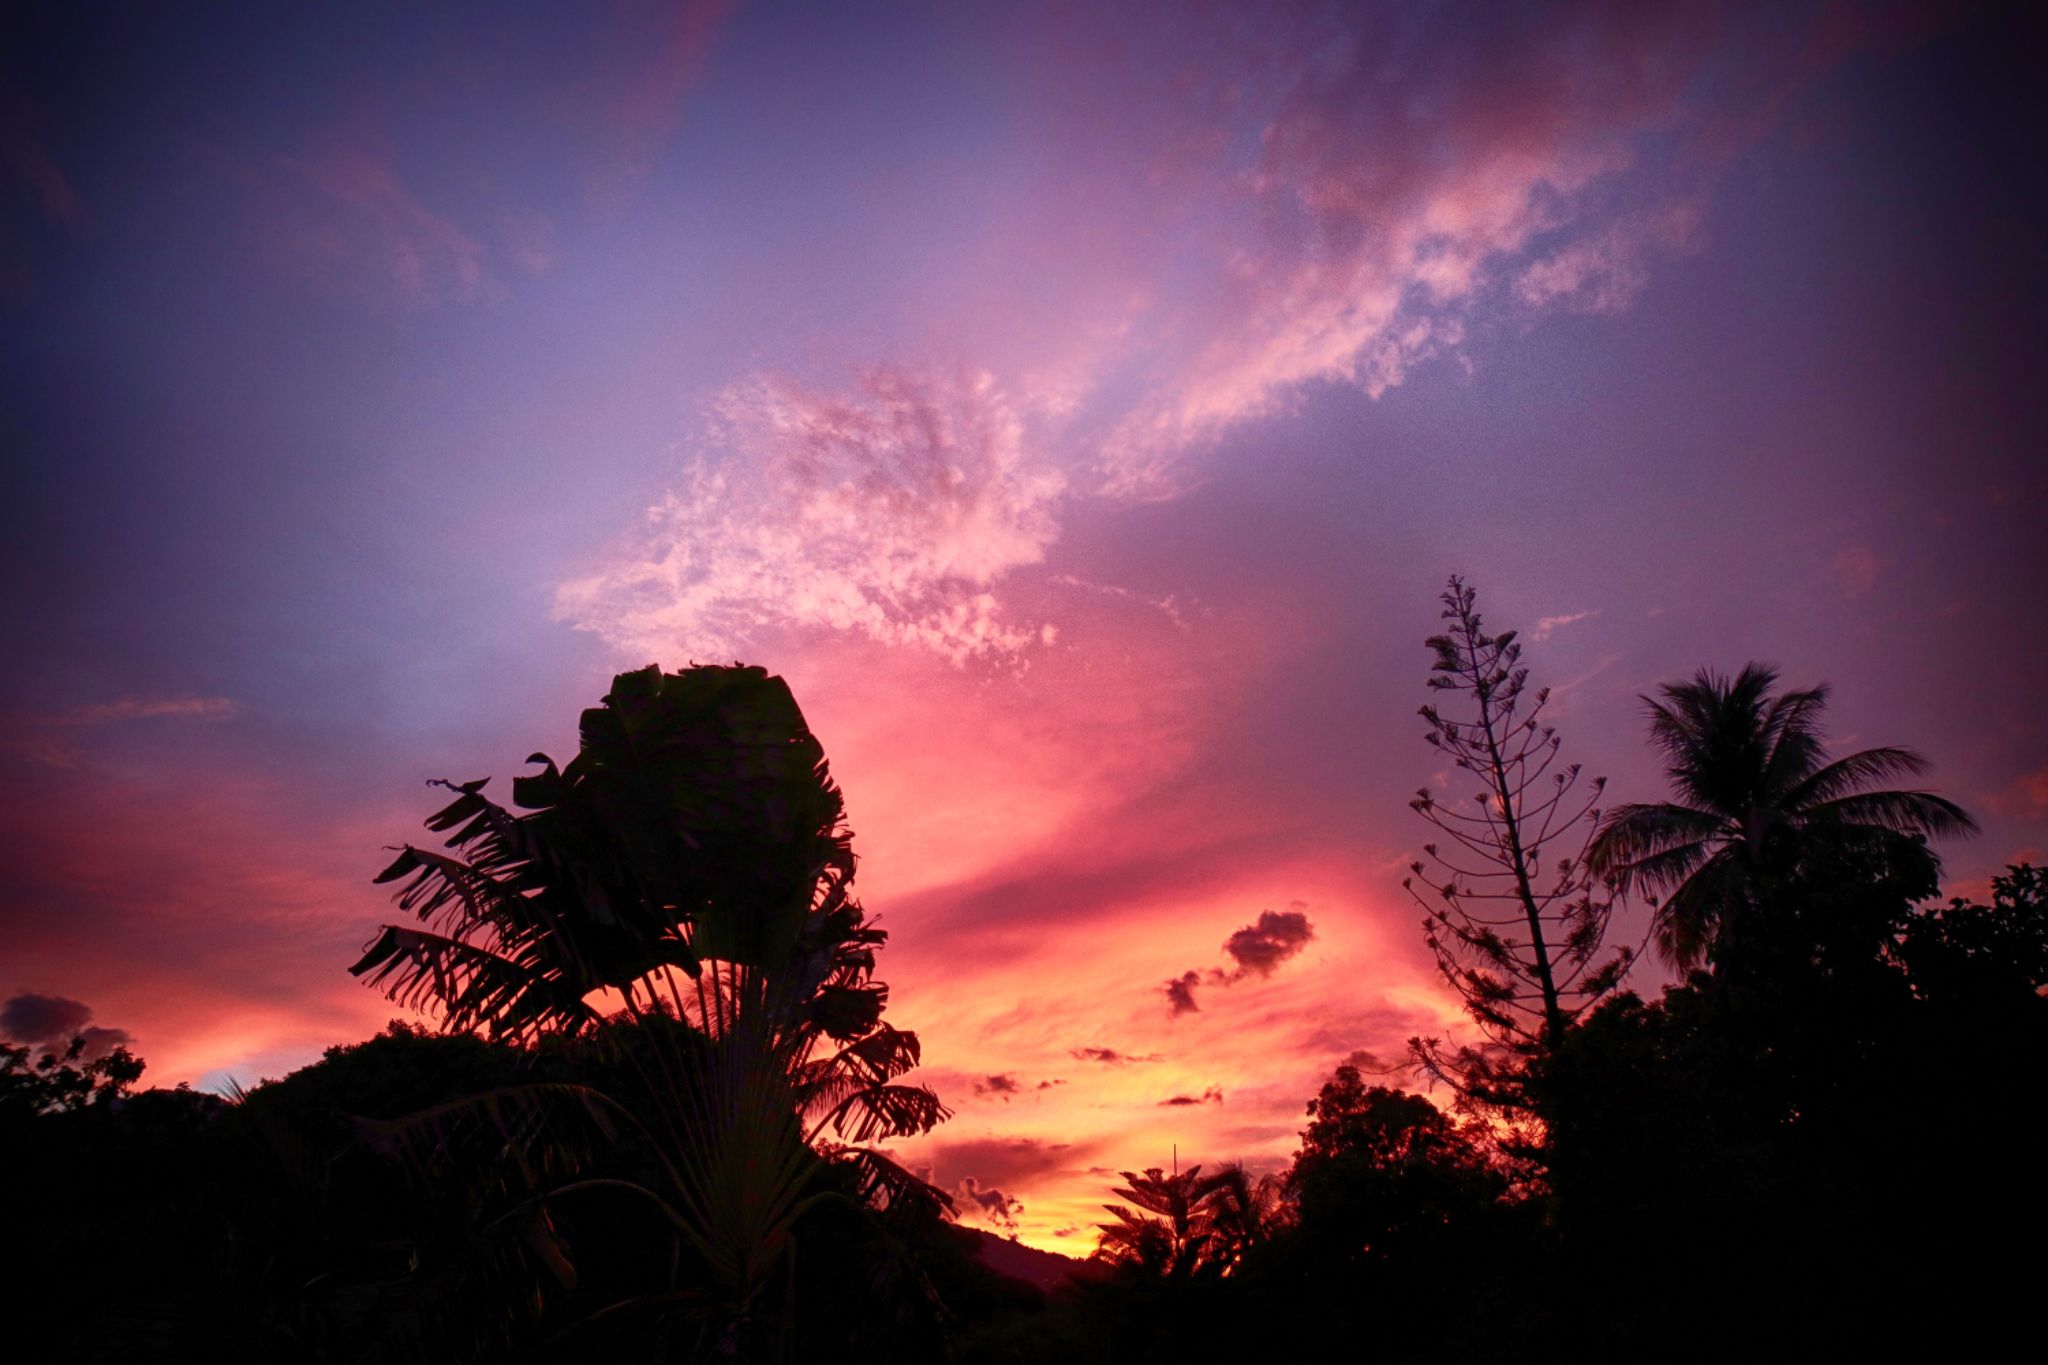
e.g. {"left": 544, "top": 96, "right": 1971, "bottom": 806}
{"left": 2, "top": 695, "right": 241, "bottom": 767}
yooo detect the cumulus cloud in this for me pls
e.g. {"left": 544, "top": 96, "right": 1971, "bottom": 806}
{"left": 557, "top": 366, "right": 1065, "bottom": 665}
{"left": 75, "top": 1026, "right": 135, "bottom": 1061}
{"left": 1221, "top": 907, "right": 1316, "bottom": 979}
{"left": 1070, "top": 1047, "right": 1161, "bottom": 1065}
{"left": 954, "top": 1177, "right": 1024, "bottom": 1232}
{"left": 1163, "top": 904, "right": 1317, "bottom": 1015}
{"left": 0, "top": 991, "right": 93, "bottom": 1043}
{"left": 0, "top": 992, "right": 131, "bottom": 1059}
{"left": 974, "top": 1073, "right": 1022, "bottom": 1101}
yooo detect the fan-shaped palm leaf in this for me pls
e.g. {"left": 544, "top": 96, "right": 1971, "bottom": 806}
{"left": 1590, "top": 664, "right": 1977, "bottom": 969}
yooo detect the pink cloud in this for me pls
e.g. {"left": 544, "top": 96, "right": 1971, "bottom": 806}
{"left": 571, "top": 0, "right": 735, "bottom": 208}
{"left": 1530, "top": 609, "right": 1601, "bottom": 642}
{"left": 259, "top": 113, "right": 490, "bottom": 308}
{"left": 0, "top": 758, "right": 418, "bottom": 1086}
{"left": 1063, "top": 1, "right": 1935, "bottom": 496}
{"left": 1516, "top": 198, "right": 1706, "bottom": 314}
{"left": 2, "top": 695, "right": 241, "bottom": 767}
{"left": 2000, "top": 767, "right": 2048, "bottom": 819}
{"left": 556, "top": 365, "right": 1066, "bottom": 665}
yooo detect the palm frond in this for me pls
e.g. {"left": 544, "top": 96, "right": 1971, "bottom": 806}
{"left": 1587, "top": 803, "right": 1724, "bottom": 882}
{"left": 1781, "top": 746, "right": 1932, "bottom": 809}
{"left": 349, "top": 926, "right": 598, "bottom": 1038}
{"left": 1653, "top": 847, "right": 1746, "bottom": 971}
{"left": 1803, "top": 789, "right": 1980, "bottom": 839}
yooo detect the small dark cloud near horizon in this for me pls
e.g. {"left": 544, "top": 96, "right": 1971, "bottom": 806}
{"left": 954, "top": 1177, "right": 1023, "bottom": 1233}
{"left": 1342, "top": 1048, "right": 1399, "bottom": 1076}
{"left": 0, "top": 993, "right": 134, "bottom": 1062}
{"left": 0, "top": 994, "right": 136, "bottom": 1064}
{"left": 974, "top": 1074, "right": 1022, "bottom": 1100}
{"left": 1, "top": 991, "right": 94, "bottom": 1042}
{"left": 1164, "top": 904, "right": 1317, "bottom": 1015}
{"left": 923, "top": 1135, "right": 1092, "bottom": 1193}
{"left": 1037, "top": 1078, "right": 1066, "bottom": 1089}
{"left": 1159, "top": 1086, "right": 1224, "bottom": 1106}
{"left": 1070, "top": 1046, "right": 1161, "bottom": 1065}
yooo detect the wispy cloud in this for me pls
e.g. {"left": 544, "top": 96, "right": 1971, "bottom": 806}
{"left": 1531, "top": 609, "right": 1600, "bottom": 642}
{"left": 260, "top": 113, "right": 490, "bottom": 309}
{"left": 579, "top": 0, "right": 736, "bottom": 207}
{"left": 1516, "top": 199, "right": 1705, "bottom": 315}
{"left": 3, "top": 695, "right": 241, "bottom": 767}
{"left": 556, "top": 366, "right": 1065, "bottom": 665}
{"left": 557, "top": 3, "right": 1925, "bottom": 661}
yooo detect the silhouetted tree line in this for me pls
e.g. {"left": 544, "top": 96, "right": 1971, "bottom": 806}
{"left": 4, "top": 631, "right": 2042, "bottom": 1361}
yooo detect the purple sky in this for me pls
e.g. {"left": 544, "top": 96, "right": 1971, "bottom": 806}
{"left": 5, "top": 0, "right": 2044, "bottom": 1248}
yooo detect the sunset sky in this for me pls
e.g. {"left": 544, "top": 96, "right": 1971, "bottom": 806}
{"left": 5, "top": 1, "right": 2044, "bottom": 1250}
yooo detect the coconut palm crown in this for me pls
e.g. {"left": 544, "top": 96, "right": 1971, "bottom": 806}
{"left": 1586, "top": 663, "right": 1977, "bottom": 971}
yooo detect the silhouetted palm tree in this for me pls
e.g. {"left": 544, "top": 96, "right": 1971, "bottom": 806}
{"left": 1095, "top": 1162, "right": 1280, "bottom": 1281}
{"left": 1587, "top": 664, "right": 1976, "bottom": 970}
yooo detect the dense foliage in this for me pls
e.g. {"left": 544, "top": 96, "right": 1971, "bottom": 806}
{"left": 5, "top": 643, "right": 2040, "bottom": 1361}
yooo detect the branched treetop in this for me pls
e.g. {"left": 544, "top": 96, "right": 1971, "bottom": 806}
{"left": 350, "top": 661, "right": 948, "bottom": 1145}
{"left": 351, "top": 664, "right": 866, "bottom": 1038}
{"left": 1405, "top": 578, "right": 1631, "bottom": 1072}
{"left": 1094, "top": 1162, "right": 1279, "bottom": 1281}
